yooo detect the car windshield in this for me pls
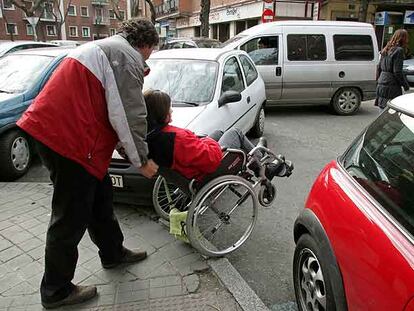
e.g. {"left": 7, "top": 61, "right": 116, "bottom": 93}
{"left": 341, "top": 109, "right": 414, "bottom": 234}
{"left": 222, "top": 35, "right": 246, "bottom": 48}
{"left": 144, "top": 59, "right": 218, "bottom": 105}
{"left": 0, "top": 42, "right": 15, "bottom": 55}
{"left": 196, "top": 40, "right": 222, "bottom": 48}
{"left": 0, "top": 54, "right": 54, "bottom": 93}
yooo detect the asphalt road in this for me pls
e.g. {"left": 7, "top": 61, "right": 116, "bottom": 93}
{"left": 17, "top": 99, "right": 380, "bottom": 309}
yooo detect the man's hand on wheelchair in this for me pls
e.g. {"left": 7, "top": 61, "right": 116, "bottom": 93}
{"left": 139, "top": 159, "right": 159, "bottom": 178}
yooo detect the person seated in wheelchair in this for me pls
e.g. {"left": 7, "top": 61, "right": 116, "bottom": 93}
{"left": 144, "top": 89, "right": 293, "bottom": 182}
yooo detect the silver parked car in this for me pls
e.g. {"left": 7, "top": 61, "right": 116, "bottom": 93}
{"left": 403, "top": 58, "right": 414, "bottom": 86}
{"left": 0, "top": 41, "right": 57, "bottom": 58}
{"left": 109, "top": 48, "right": 266, "bottom": 204}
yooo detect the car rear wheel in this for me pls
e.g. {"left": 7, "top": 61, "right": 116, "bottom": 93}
{"left": 293, "top": 234, "right": 340, "bottom": 311}
{"left": 0, "top": 129, "right": 32, "bottom": 181}
{"left": 248, "top": 105, "right": 265, "bottom": 138}
{"left": 331, "top": 88, "right": 361, "bottom": 115}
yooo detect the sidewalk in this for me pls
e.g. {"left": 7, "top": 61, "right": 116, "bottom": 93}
{"left": 0, "top": 182, "right": 246, "bottom": 311}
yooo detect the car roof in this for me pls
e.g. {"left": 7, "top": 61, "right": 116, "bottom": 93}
{"left": 0, "top": 41, "right": 56, "bottom": 48}
{"left": 389, "top": 93, "right": 414, "bottom": 117}
{"left": 9, "top": 46, "right": 74, "bottom": 57}
{"left": 151, "top": 48, "right": 238, "bottom": 61}
{"left": 239, "top": 20, "right": 372, "bottom": 35}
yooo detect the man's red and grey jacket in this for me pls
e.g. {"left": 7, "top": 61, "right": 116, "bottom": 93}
{"left": 17, "top": 35, "right": 148, "bottom": 180}
{"left": 147, "top": 125, "right": 223, "bottom": 180}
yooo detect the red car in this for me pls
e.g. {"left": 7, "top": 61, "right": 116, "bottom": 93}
{"left": 293, "top": 94, "right": 414, "bottom": 311}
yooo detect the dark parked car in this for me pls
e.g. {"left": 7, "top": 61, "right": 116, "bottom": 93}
{"left": 293, "top": 94, "right": 414, "bottom": 311}
{"left": 160, "top": 37, "right": 222, "bottom": 50}
{"left": 0, "top": 47, "right": 72, "bottom": 181}
{"left": 0, "top": 41, "right": 57, "bottom": 58}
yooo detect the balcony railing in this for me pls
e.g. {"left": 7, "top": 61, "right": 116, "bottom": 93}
{"left": 94, "top": 16, "right": 110, "bottom": 25}
{"left": 92, "top": 0, "right": 109, "bottom": 6}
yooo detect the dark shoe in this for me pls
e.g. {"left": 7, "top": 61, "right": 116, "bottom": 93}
{"left": 42, "top": 285, "right": 97, "bottom": 309}
{"left": 102, "top": 247, "right": 147, "bottom": 269}
{"left": 257, "top": 137, "right": 268, "bottom": 148}
{"left": 265, "top": 159, "right": 294, "bottom": 180}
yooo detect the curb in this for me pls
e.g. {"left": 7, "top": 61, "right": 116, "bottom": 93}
{"left": 209, "top": 257, "right": 269, "bottom": 311}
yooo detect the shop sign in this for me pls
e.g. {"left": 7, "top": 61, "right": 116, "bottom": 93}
{"left": 159, "top": 20, "right": 169, "bottom": 27}
{"left": 404, "top": 10, "right": 414, "bottom": 24}
{"left": 375, "top": 11, "right": 389, "bottom": 26}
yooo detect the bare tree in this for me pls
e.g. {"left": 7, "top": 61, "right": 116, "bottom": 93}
{"left": 48, "top": 0, "right": 73, "bottom": 39}
{"left": 10, "top": 0, "right": 45, "bottom": 17}
{"left": 199, "top": 0, "right": 210, "bottom": 38}
{"left": 358, "top": 0, "right": 370, "bottom": 22}
{"left": 110, "top": 0, "right": 155, "bottom": 23}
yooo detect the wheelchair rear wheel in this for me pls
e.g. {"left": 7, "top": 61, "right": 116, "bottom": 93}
{"left": 186, "top": 175, "right": 258, "bottom": 257}
{"left": 153, "top": 176, "right": 190, "bottom": 220}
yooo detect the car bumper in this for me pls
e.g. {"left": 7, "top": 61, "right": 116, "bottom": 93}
{"left": 108, "top": 159, "right": 155, "bottom": 206}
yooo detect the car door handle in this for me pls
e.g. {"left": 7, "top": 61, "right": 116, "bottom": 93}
{"left": 247, "top": 96, "right": 251, "bottom": 103}
{"left": 276, "top": 67, "right": 282, "bottom": 76}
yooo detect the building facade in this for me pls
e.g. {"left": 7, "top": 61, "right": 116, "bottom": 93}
{"left": 153, "top": 0, "right": 321, "bottom": 42}
{"left": 0, "top": 0, "right": 133, "bottom": 42}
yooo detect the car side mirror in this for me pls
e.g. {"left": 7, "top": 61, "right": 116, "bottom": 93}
{"left": 218, "top": 90, "right": 242, "bottom": 107}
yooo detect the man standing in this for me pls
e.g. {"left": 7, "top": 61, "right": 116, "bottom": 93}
{"left": 17, "top": 18, "right": 159, "bottom": 309}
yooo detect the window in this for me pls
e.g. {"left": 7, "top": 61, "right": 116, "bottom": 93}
{"left": 5, "top": 23, "right": 17, "bottom": 35}
{"left": 182, "top": 41, "right": 196, "bottom": 48}
{"left": 334, "top": 35, "right": 374, "bottom": 61}
{"left": 68, "top": 4, "right": 76, "bottom": 16}
{"left": 222, "top": 57, "right": 245, "bottom": 94}
{"left": 119, "top": 10, "right": 125, "bottom": 20}
{"left": 110, "top": 28, "right": 116, "bottom": 36}
{"left": 287, "top": 34, "right": 326, "bottom": 61}
{"left": 241, "top": 36, "right": 278, "bottom": 65}
{"left": 69, "top": 26, "right": 78, "bottom": 37}
{"left": 3, "top": 0, "right": 14, "bottom": 10}
{"left": 341, "top": 110, "right": 414, "bottom": 235}
{"left": 82, "top": 27, "right": 90, "bottom": 38}
{"left": 43, "top": 2, "right": 54, "bottom": 19}
{"left": 26, "top": 24, "right": 34, "bottom": 36}
{"left": 80, "top": 6, "right": 89, "bottom": 17}
{"left": 46, "top": 25, "right": 56, "bottom": 36}
{"left": 109, "top": 9, "right": 115, "bottom": 19}
{"left": 239, "top": 55, "right": 258, "bottom": 86}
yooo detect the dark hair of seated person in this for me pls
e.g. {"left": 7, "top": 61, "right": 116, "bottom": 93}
{"left": 144, "top": 89, "right": 171, "bottom": 131}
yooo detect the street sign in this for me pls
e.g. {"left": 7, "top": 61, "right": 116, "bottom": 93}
{"left": 404, "top": 10, "right": 414, "bottom": 25}
{"left": 262, "top": 9, "right": 274, "bottom": 23}
{"left": 262, "top": 0, "right": 274, "bottom": 23}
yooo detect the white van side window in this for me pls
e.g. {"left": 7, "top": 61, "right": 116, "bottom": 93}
{"left": 333, "top": 35, "right": 374, "bottom": 61}
{"left": 240, "top": 36, "right": 278, "bottom": 66}
{"left": 287, "top": 34, "right": 326, "bottom": 61}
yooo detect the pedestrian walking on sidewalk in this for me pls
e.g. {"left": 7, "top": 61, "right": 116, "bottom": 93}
{"left": 376, "top": 29, "right": 410, "bottom": 111}
{"left": 17, "top": 18, "right": 159, "bottom": 309}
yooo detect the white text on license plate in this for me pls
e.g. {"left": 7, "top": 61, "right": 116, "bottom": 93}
{"left": 110, "top": 174, "right": 124, "bottom": 188}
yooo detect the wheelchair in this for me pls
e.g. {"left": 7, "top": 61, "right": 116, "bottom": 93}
{"left": 152, "top": 143, "right": 292, "bottom": 257}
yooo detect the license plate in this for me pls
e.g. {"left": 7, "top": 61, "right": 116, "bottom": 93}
{"left": 110, "top": 174, "right": 124, "bottom": 188}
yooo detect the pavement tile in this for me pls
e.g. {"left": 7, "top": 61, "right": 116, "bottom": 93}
{"left": 0, "top": 296, "right": 13, "bottom": 309}
{"left": 2, "top": 281, "right": 37, "bottom": 297}
{"left": 26, "top": 273, "right": 42, "bottom": 289}
{"left": 117, "top": 279, "right": 149, "bottom": 293}
{"left": 133, "top": 222, "right": 176, "bottom": 249}
{"left": 150, "top": 276, "right": 181, "bottom": 289}
{"left": 183, "top": 274, "right": 200, "bottom": 293}
{"left": 81, "top": 256, "right": 102, "bottom": 274}
{"left": 18, "top": 237, "right": 43, "bottom": 252}
{"left": 79, "top": 274, "right": 106, "bottom": 286}
{"left": 97, "top": 294, "right": 116, "bottom": 306}
{"left": 26, "top": 223, "right": 47, "bottom": 237}
{"left": 0, "top": 220, "right": 13, "bottom": 231}
{"left": 126, "top": 253, "right": 166, "bottom": 279}
{"left": 122, "top": 235, "right": 157, "bottom": 256}
{"left": 145, "top": 262, "right": 178, "bottom": 279}
{"left": 0, "top": 237, "right": 12, "bottom": 252}
{"left": 0, "top": 272, "right": 25, "bottom": 293}
{"left": 19, "top": 219, "right": 42, "bottom": 231}
{"left": 78, "top": 246, "right": 98, "bottom": 264}
{"left": 165, "top": 285, "right": 186, "bottom": 297}
{"left": 0, "top": 226, "right": 33, "bottom": 245}
{"left": 170, "top": 253, "right": 204, "bottom": 277}
{"left": 27, "top": 245, "right": 44, "bottom": 261}
{"left": 73, "top": 266, "right": 92, "bottom": 284}
{"left": 116, "top": 289, "right": 149, "bottom": 304}
{"left": 17, "top": 260, "right": 43, "bottom": 279}
{"left": 0, "top": 245, "right": 24, "bottom": 262}
{"left": 6, "top": 253, "right": 34, "bottom": 272}
{"left": 94, "top": 268, "right": 137, "bottom": 283}
{"left": 10, "top": 213, "right": 33, "bottom": 225}
{"left": 98, "top": 283, "right": 118, "bottom": 295}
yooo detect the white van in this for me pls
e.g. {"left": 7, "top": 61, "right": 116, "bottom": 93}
{"left": 223, "top": 21, "right": 379, "bottom": 115}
